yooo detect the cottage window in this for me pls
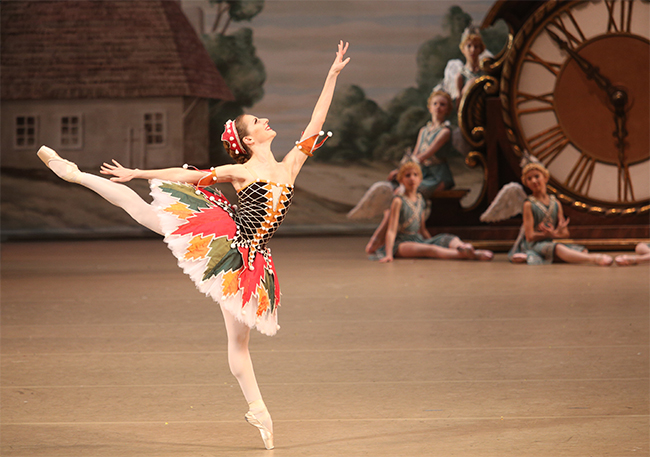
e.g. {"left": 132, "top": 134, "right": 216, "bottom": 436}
{"left": 144, "top": 112, "right": 166, "bottom": 145}
{"left": 60, "top": 115, "right": 82, "bottom": 148}
{"left": 15, "top": 116, "right": 37, "bottom": 148}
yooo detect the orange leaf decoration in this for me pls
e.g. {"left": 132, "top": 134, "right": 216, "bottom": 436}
{"left": 184, "top": 234, "right": 213, "bottom": 260}
{"left": 221, "top": 270, "right": 240, "bottom": 298}
{"left": 256, "top": 285, "right": 269, "bottom": 317}
{"left": 164, "top": 202, "right": 194, "bottom": 220}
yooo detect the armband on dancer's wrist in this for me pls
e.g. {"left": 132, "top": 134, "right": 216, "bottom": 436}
{"left": 295, "top": 131, "right": 333, "bottom": 157}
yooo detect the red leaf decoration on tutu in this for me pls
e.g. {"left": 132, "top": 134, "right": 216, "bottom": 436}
{"left": 172, "top": 206, "right": 236, "bottom": 239}
{"left": 238, "top": 253, "right": 266, "bottom": 305}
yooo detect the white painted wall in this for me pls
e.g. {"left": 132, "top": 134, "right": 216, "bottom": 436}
{"left": 1, "top": 97, "right": 199, "bottom": 170}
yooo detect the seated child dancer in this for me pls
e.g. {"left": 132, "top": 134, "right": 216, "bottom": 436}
{"left": 509, "top": 161, "right": 613, "bottom": 266}
{"left": 362, "top": 90, "right": 459, "bottom": 250}
{"left": 440, "top": 25, "right": 489, "bottom": 105}
{"left": 370, "top": 161, "right": 493, "bottom": 263}
{"left": 389, "top": 89, "right": 458, "bottom": 198}
{"left": 615, "top": 242, "right": 650, "bottom": 266}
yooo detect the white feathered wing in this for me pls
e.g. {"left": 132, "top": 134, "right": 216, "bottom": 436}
{"left": 480, "top": 182, "right": 527, "bottom": 222}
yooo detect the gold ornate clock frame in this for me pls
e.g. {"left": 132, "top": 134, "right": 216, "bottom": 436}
{"left": 438, "top": 0, "right": 649, "bottom": 249}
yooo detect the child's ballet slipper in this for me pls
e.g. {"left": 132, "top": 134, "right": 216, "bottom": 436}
{"left": 456, "top": 243, "right": 475, "bottom": 258}
{"left": 37, "top": 145, "right": 82, "bottom": 183}
{"left": 593, "top": 254, "right": 613, "bottom": 266}
{"left": 614, "top": 255, "right": 638, "bottom": 266}
{"left": 475, "top": 249, "right": 494, "bottom": 261}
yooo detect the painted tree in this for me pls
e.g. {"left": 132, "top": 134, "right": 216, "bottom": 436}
{"left": 203, "top": 1, "right": 266, "bottom": 164}
{"left": 209, "top": 0, "right": 264, "bottom": 35}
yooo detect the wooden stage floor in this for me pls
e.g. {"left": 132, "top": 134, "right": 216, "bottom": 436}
{"left": 1, "top": 237, "right": 648, "bottom": 456}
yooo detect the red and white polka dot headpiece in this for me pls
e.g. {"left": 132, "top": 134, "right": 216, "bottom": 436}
{"left": 221, "top": 119, "right": 245, "bottom": 156}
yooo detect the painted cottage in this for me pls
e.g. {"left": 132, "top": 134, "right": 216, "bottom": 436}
{"left": 1, "top": 0, "right": 233, "bottom": 170}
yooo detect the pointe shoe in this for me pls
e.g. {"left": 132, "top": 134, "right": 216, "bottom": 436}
{"left": 245, "top": 410, "right": 274, "bottom": 450}
{"left": 37, "top": 145, "right": 82, "bottom": 183}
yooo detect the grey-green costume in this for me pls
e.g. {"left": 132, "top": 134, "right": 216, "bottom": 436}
{"left": 458, "top": 66, "right": 483, "bottom": 88}
{"left": 416, "top": 121, "right": 457, "bottom": 198}
{"left": 508, "top": 195, "right": 584, "bottom": 265}
{"left": 373, "top": 194, "right": 456, "bottom": 259}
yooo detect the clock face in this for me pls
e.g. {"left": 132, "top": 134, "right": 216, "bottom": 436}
{"left": 502, "top": 0, "right": 650, "bottom": 212}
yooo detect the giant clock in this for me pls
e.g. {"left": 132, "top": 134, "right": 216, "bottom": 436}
{"left": 500, "top": 0, "right": 649, "bottom": 215}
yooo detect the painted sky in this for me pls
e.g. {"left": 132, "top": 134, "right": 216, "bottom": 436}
{"left": 184, "top": 0, "right": 496, "bottom": 153}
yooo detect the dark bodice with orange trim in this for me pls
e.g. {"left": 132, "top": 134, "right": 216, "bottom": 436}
{"left": 230, "top": 181, "right": 294, "bottom": 265}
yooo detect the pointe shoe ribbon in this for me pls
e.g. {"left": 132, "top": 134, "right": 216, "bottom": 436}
{"left": 37, "top": 145, "right": 82, "bottom": 183}
{"left": 245, "top": 410, "right": 274, "bottom": 450}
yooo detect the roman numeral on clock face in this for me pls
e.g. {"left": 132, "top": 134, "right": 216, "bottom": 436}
{"left": 606, "top": 0, "right": 634, "bottom": 33}
{"left": 526, "top": 125, "right": 569, "bottom": 167}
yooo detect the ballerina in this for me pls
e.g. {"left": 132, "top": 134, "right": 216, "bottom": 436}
{"left": 37, "top": 40, "right": 351, "bottom": 450}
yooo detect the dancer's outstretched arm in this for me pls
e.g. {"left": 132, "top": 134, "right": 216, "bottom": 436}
{"left": 101, "top": 160, "right": 249, "bottom": 186}
{"left": 283, "top": 41, "right": 350, "bottom": 179}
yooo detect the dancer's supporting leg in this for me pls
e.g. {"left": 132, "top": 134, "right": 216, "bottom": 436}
{"left": 220, "top": 305, "right": 274, "bottom": 449}
{"left": 37, "top": 146, "right": 163, "bottom": 235}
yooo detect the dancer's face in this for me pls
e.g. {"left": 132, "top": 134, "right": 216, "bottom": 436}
{"left": 523, "top": 169, "right": 548, "bottom": 193}
{"left": 461, "top": 38, "right": 483, "bottom": 62}
{"left": 400, "top": 168, "right": 422, "bottom": 191}
{"left": 429, "top": 95, "right": 451, "bottom": 120}
{"left": 242, "top": 115, "right": 276, "bottom": 147}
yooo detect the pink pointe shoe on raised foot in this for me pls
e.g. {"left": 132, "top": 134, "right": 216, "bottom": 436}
{"left": 37, "top": 145, "right": 82, "bottom": 183}
{"left": 245, "top": 410, "right": 274, "bottom": 450}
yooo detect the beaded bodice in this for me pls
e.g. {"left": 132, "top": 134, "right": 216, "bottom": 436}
{"left": 229, "top": 181, "right": 294, "bottom": 266}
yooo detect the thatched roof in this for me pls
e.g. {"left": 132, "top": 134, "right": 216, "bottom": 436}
{"left": 1, "top": 0, "right": 234, "bottom": 101}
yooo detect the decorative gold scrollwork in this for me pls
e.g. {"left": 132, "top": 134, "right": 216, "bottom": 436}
{"left": 458, "top": 75, "right": 500, "bottom": 149}
{"left": 480, "top": 30, "right": 514, "bottom": 75}
{"left": 463, "top": 151, "right": 489, "bottom": 211}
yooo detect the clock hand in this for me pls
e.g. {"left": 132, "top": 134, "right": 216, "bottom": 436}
{"left": 547, "top": 29, "right": 630, "bottom": 163}
{"left": 612, "top": 90, "right": 628, "bottom": 152}
{"left": 546, "top": 29, "right": 617, "bottom": 98}
{"left": 612, "top": 90, "right": 633, "bottom": 201}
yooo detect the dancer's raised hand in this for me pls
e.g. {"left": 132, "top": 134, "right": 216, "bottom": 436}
{"left": 329, "top": 40, "right": 350, "bottom": 75}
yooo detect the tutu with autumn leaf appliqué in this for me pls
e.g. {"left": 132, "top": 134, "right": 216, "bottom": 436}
{"left": 149, "top": 179, "right": 293, "bottom": 336}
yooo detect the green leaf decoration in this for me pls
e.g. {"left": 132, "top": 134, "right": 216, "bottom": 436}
{"left": 160, "top": 182, "right": 212, "bottom": 212}
{"left": 262, "top": 269, "right": 276, "bottom": 312}
{"left": 203, "top": 242, "right": 243, "bottom": 281}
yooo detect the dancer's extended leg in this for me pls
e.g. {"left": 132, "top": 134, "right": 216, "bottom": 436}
{"left": 220, "top": 304, "right": 274, "bottom": 449}
{"left": 37, "top": 146, "right": 163, "bottom": 235}
{"left": 448, "top": 237, "right": 493, "bottom": 261}
{"left": 554, "top": 244, "right": 612, "bottom": 266}
{"left": 396, "top": 241, "right": 468, "bottom": 259}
